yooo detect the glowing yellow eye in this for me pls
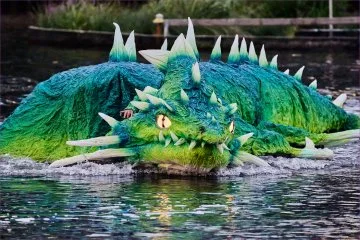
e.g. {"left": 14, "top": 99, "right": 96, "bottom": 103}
{"left": 156, "top": 114, "right": 172, "bottom": 129}
{"left": 229, "top": 121, "right": 235, "bottom": 134}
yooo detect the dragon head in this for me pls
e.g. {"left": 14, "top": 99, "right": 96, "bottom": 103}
{"left": 109, "top": 34, "right": 242, "bottom": 171}
{"left": 50, "top": 21, "right": 258, "bottom": 172}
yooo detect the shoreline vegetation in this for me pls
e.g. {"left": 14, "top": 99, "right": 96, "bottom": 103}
{"left": 35, "top": 0, "right": 355, "bottom": 36}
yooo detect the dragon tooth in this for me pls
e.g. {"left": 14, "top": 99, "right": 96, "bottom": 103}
{"left": 170, "top": 131, "right": 179, "bottom": 142}
{"left": 309, "top": 80, "right": 317, "bottom": 90}
{"left": 135, "top": 88, "right": 147, "bottom": 101}
{"left": 49, "top": 148, "right": 136, "bottom": 168}
{"left": 239, "top": 37, "right": 248, "bottom": 61}
{"left": 228, "top": 103, "right": 238, "bottom": 115}
{"left": 294, "top": 66, "right": 305, "bottom": 81}
{"left": 298, "top": 147, "right": 334, "bottom": 159}
{"left": 170, "top": 33, "right": 196, "bottom": 60}
{"left": 161, "top": 38, "right": 168, "bottom": 50}
{"left": 192, "top": 62, "right": 201, "bottom": 84}
{"left": 228, "top": 34, "right": 240, "bottom": 64}
{"left": 188, "top": 140, "right": 197, "bottom": 150}
{"left": 143, "top": 86, "right": 159, "bottom": 94}
{"left": 259, "top": 45, "right": 268, "bottom": 67}
{"left": 333, "top": 93, "right": 347, "bottom": 108}
{"left": 180, "top": 89, "right": 189, "bottom": 103}
{"left": 217, "top": 143, "right": 224, "bottom": 154}
{"left": 186, "top": 17, "right": 199, "bottom": 58}
{"left": 211, "top": 116, "right": 216, "bottom": 123}
{"left": 164, "top": 138, "right": 171, "bottom": 147}
{"left": 248, "top": 41, "right": 258, "bottom": 63}
{"left": 206, "top": 112, "right": 212, "bottom": 118}
{"left": 284, "top": 69, "right": 290, "bottom": 75}
{"left": 66, "top": 135, "right": 120, "bottom": 147}
{"left": 210, "top": 36, "right": 222, "bottom": 61}
{"left": 139, "top": 50, "right": 169, "bottom": 70}
{"left": 235, "top": 151, "right": 270, "bottom": 167}
{"left": 98, "top": 112, "right": 117, "bottom": 127}
{"left": 125, "top": 30, "right": 136, "bottom": 62}
{"left": 270, "top": 55, "right": 278, "bottom": 69}
{"left": 201, "top": 142, "right": 206, "bottom": 148}
{"left": 130, "top": 101, "right": 150, "bottom": 111}
{"left": 146, "top": 94, "right": 162, "bottom": 105}
{"left": 222, "top": 143, "right": 230, "bottom": 151}
{"left": 109, "top": 22, "right": 128, "bottom": 62}
{"left": 146, "top": 94, "right": 173, "bottom": 112}
{"left": 174, "top": 138, "right": 186, "bottom": 146}
{"left": 163, "top": 101, "right": 174, "bottom": 112}
{"left": 232, "top": 156, "right": 244, "bottom": 166}
{"left": 209, "top": 91, "right": 218, "bottom": 104}
{"left": 304, "top": 137, "right": 315, "bottom": 149}
{"left": 237, "top": 132, "right": 254, "bottom": 145}
{"left": 159, "top": 130, "right": 165, "bottom": 142}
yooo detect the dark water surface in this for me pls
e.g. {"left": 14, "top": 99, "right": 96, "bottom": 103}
{"left": 1, "top": 19, "right": 360, "bottom": 239}
{"left": 1, "top": 167, "right": 360, "bottom": 239}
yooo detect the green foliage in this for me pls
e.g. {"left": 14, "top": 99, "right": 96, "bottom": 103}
{"left": 36, "top": 0, "right": 353, "bottom": 36}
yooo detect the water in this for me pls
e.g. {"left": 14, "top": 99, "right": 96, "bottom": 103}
{"left": 0, "top": 166, "right": 359, "bottom": 238}
{"left": 1, "top": 19, "right": 360, "bottom": 239}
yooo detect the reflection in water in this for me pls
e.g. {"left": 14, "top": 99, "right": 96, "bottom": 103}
{"left": 0, "top": 171, "right": 359, "bottom": 239}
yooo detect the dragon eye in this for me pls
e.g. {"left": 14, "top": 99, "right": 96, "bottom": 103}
{"left": 229, "top": 121, "right": 235, "bottom": 134}
{"left": 156, "top": 114, "right": 171, "bottom": 129}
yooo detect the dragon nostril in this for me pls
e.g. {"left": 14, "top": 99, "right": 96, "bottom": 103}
{"left": 199, "top": 126, "right": 206, "bottom": 133}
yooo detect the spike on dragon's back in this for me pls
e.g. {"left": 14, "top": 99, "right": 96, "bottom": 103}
{"left": 0, "top": 18, "right": 359, "bottom": 174}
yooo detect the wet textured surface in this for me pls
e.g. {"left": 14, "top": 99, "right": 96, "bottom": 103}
{"left": 1, "top": 17, "right": 360, "bottom": 239}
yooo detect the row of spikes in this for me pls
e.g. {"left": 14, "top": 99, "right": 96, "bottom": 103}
{"left": 140, "top": 32, "right": 347, "bottom": 108}
{"left": 138, "top": 18, "right": 306, "bottom": 80}
{"left": 111, "top": 17, "right": 306, "bottom": 87}
{"left": 130, "top": 84, "right": 238, "bottom": 115}
{"left": 110, "top": 19, "right": 347, "bottom": 109}
{"left": 140, "top": 32, "right": 347, "bottom": 110}
{"left": 109, "top": 23, "right": 137, "bottom": 62}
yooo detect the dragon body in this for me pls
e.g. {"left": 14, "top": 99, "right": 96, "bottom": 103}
{"left": 0, "top": 19, "right": 359, "bottom": 173}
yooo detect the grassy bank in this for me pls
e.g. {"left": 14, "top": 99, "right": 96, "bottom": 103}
{"left": 36, "top": 0, "right": 354, "bottom": 36}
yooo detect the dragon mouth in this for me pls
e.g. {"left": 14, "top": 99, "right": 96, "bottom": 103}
{"left": 149, "top": 130, "right": 231, "bottom": 154}
{"left": 49, "top": 130, "right": 271, "bottom": 170}
{"left": 48, "top": 133, "right": 232, "bottom": 169}
{"left": 159, "top": 138, "right": 231, "bottom": 154}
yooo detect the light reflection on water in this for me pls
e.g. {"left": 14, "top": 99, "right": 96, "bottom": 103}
{"left": 0, "top": 169, "right": 359, "bottom": 239}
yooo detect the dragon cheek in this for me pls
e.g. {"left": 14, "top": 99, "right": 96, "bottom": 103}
{"left": 112, "top": 123, "right": 131, "bottom": 146}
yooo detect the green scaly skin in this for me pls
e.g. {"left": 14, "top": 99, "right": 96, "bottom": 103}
{"left": 0, "top": 20, "right": 359, "bottom": 172}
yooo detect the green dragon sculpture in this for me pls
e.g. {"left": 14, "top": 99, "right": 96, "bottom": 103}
{"left": 0, "top": 19, "right": 359, "bottom": 173}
